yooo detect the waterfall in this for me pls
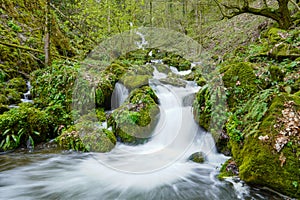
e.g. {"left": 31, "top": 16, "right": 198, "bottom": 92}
{"left": 0, "top": 64, "right": 282, "bottom": 199}
{"left": 21, "top": 81, "right": 33, "bottom": 103}
{"left": 135, "top": 31, "right": 148, "bottom": 49}
{"left": 111, "top": 82, "right": 129, "bottom": 109}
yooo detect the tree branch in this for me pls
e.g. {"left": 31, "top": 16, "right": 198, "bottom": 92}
{"left": 0, "top": 41, "right": 77, "bottom": 62}
{"left": 289, "top": 0, "right": 300, "bottom": 11}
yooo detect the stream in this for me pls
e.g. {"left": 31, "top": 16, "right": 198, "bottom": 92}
{"left": 0, "top": 61, "right": 286, "bottom": 199}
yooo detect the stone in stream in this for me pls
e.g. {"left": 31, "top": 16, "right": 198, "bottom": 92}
{"left": 188, "top": 152, "right": 206, "bottom": 163}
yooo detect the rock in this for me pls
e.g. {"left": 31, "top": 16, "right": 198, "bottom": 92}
{"left": 108, "top": 86, "right": 160, "bottom": 144}
{"left": 57, "top": 120, "right": 116, "bottom": 152}
{"left": 188, "top": 152, "right": 205, "bottom": 163}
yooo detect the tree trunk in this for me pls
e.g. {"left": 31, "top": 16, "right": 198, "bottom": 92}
{"left": 44, "top": 0, "right": 51, "bottom": 67}
{"left": 277, "top": 0, "right": 292, "bottom": 29}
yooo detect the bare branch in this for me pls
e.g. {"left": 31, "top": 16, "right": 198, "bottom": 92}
{"left": 289, "top": 0, "right": 300, "bottom": 11}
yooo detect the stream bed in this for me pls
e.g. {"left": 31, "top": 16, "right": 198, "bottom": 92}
{"left": 0, "top": 63, "right": 287, "bottom": 200}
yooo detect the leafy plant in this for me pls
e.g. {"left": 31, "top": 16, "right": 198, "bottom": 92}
{"left": 7, "top": 20, "right": 22, "bottom": 32}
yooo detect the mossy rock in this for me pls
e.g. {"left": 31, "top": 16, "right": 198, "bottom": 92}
{"left": 193, "top": 85, "right": 211, "bottom": 131}
{"left": 121, "top": 75, "right": 150, "bottom": 90}
{"left": 0, "top": 104, "right": 9, "bottom": 114}
{"left": 188, "top": 152, "right": 205, "bottom": 163}
{"left": 6, "top": 88, "right": 22, "bottom": 105}
{"left": 6, "top": 77, "right": 27, "bottom": 93}
{"left": 231, "top": 93, "right": 300, "bottom": 198}
{"left": 222, "top": 62, "right": 258, "bottom": 109}
{"left": 162, "top": 53, "right": 191, "bottom": 71}
{"left": 109, "top": 86, "right": 160, "bottom": 144}
{"left": 0, "top": 94, "right": 9, "bottom": 105}
{"left": 218, "top": 159, "right": 239, "bottom": 179}
{"left": 159, "top": 77, "right": 186, "bottom": 87}
{"left": 266, "top": 28, "right": 287, "bottom": 44}
{"left": 268, "top": 65, "right": 285, "bottom": 82}
{"left": 0, "top": 103, "right": 52, "bottom": 151}
{"left": 155, "top": 63, "right": 171, "bottom": 74}
{"left": 57, "top": 123, "right": 116, "bottom": 152}
{"left": 131, "top": 64, "right": 154, "bottom": 76}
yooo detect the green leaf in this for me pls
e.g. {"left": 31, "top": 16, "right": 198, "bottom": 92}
{"left": 11, "top": 134, "right": 18, "bottom": 143}
{"left": 3, "top": 129, "right": 11, "bottom": 136}
{"left": 29, "top": 135, "right": 34, "bottom": 147}
{"left": 33, "top": 131, "right": 40, "bottom": 136}
{"left": 0, "top": 139, "right": 5, "bottom": 148}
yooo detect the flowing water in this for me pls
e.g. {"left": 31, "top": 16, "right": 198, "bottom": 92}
{"left": 0, "top": 62, "right": 287, "bottom": 199}
{"left": 111, "top": 82, "right": 129, "bottom": 110}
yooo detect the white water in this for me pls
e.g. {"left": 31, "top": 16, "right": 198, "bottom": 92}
{"left": 21, "top": 81, "right": 33, "bottom": 103}
{"left": 170, "top": 66, "right": 192, "bottom": 76}
{"left": 0, "top": 65, "right": 285, "bottom": 199}
{"left": 111, "top": 82, "right": 129, "bottom": 109}
{"left": 0, "top": 31, "right": 285, "bottom": 199}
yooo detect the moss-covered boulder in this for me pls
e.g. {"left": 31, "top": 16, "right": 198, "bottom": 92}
{"left": 155, "top": 63, "right": 171, "bottom": 74}
{"left": 188, "top": 152, "right": 205, "bottom": 163}
{"left": 108, "top": 86, "right": 159, "bottom": 144}
{"left": 193, "top": 85, "right": 212, "bottom": 131}
{"left": 160, "top": 77, "right": 186, "bottom": 87}
{"left": 221, "top": 62, "right": 258, "bottom": 109}
{"left": 121, "top": 75, "right": 150, "bottom": 90}
{"left": 0, "top": 104, "right": 9, "bottom": 114}
{"left": 218, "top": 159, "right": 239, "bottom": 179}
{"left": 6, "top": 77, "right": 27, "bottom": 93}
{"left": 162, "top": 53, "right": 191, "bottom": 71}
{"left": 229, "top": 93, "right": 300, "bottom": 198}
{"left": 0, "top": 103, "right": 52, "bottom": 151}
{"left": 57, "top": 122, "right": 116, "bottom": 152}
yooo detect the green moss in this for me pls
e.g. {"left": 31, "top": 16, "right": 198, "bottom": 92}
{"left": 162, "top": 53, "right": 191, "bottom": 71}
{"left": 268, "top": 65, "right": 285, "bottom": 82}
{"left": 6, "top": 88, "right": 22, "bottom": 105}
{"left": 57, "top": 114, "right": 116, "bottom": 152}
{"left": 193, "top": 85, "right": 211, "bottom": 131}
{"left": 156, "top": 63, "right": 171, "bottom": 74}
{"left": 160, "top": 77, "right": 186, "bottom": 87}
{"left": 188, "top": 152, "right": 205, "bottom": 163}
{"left": 0, "top": 103, "right": 51, "bottom": 151}
{"left": 121, "top": 75, "right": 150, "bottom": 90}
{"left": 6, "top": 77, "right": 27, "bottom": 93}
{"left": 230, "top": 93, "right": 300, "bottom": 198}
{"left": 0, "top": 104, "right": 9, "bottom": 114}
{"left": 218, "top": 159, "right": 238, "bottom": 179}
{"left": 238, "top": 136, "right": 300, "bottom": 198}
{"left": 109, "top": 86, "right": 159, "bottom": 144}
{"left": 267, "top": 28, "right": 287, "bottom": 44}
{"left": 222, "top": 62, "right": 258, "bottom": 109}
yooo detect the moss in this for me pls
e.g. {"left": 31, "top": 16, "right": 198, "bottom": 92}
{"left": 109, "top": 86, "right": 159, "bottom": 144}
{"left": 267, "top": 28, "right": 287, "bottom": 44}
{"left": 193, "top": 85, "right": 211, "bottom": 131}
{"left": 0, "top": 94, "right": 9, "bottom": 105}
{"left": 159, "top": 77, "right": 186, "bottom": 87}
{"left": 57, "top": 123, "right": 116, "bottom": 152}
{"left": 188, "top": 152, "right": 205, "bottom": 163}
{"left": 6, "top": 88, "right": 22, "bottom": 105}
{"left": 222, "top": 62, "right": 258, "bottom": 109}
{"left": 230, "top": 93, "right": 300, "bottom": 198}
{"left": 0, "top": 104, "right": 9, "bottom": 114}
{"left": 162, "top": 53, "right": 191, "bottom": 71}
{"left": 6, "top": 77, "right": 27, "bottom": 93}
{"left": 121, "top": 75, "right": 150, "bottom": 90}
{"left": 237, "top": 136, "right": 300, "bottom": 198}
{"left": 156, "top": 63, "right": 171, "bottom": 74}
{"left": 268, "top": 65, "right": 285, "bottom": 82}
{"left": 0, "top": 103, "right": 52, "bottom": 150}
{"left": 218, "top": 158, "right": 239, "bottom": 179}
